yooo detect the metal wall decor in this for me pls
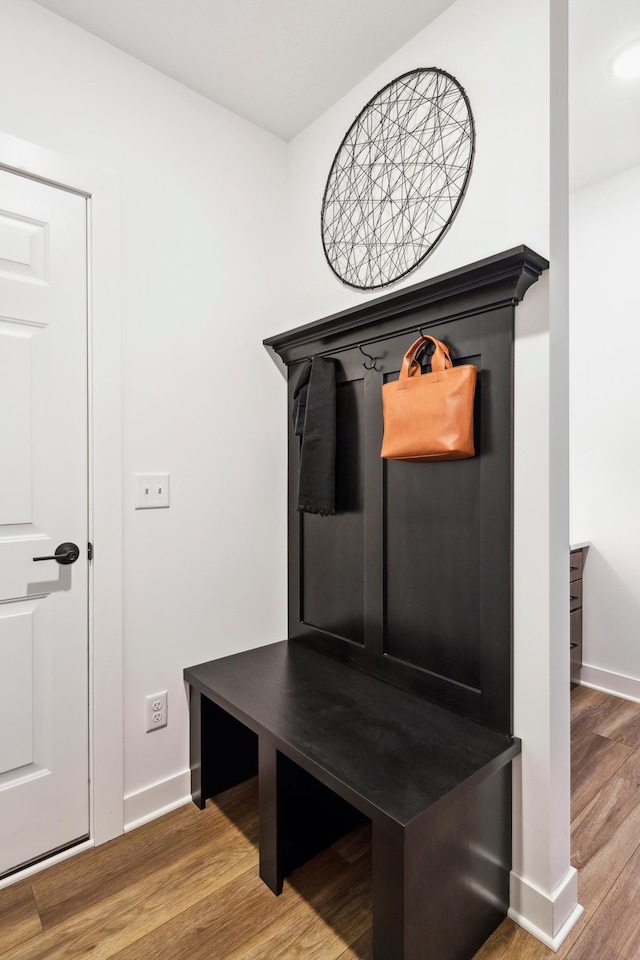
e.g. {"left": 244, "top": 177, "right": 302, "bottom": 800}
{"left": 321, "top": 68, "right": 475, "bottom": 290}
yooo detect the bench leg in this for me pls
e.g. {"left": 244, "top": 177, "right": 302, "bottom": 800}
{"left": 372, "top": 764, "right": 512, "bottom": 960}
{"left": 258, "top": 745, "right": 366, "bottom": 898}
{"left": 188, "top": 686, "right": 259, "bottom": 809}
{"left": 189, "top": 686, "right": 208, "bottom": 810}
{"left": 372, "top": 824, "right": 407, "bottom": 960}
{"left": 259, "top": 738, "right": 284, "bottom": 895}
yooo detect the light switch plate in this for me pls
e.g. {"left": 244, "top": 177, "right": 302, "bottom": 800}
{"left": 135, "top": 473, "right": 170, "bottom": 509}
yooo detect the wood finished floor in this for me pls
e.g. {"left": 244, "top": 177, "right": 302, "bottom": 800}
{"left": 2, "top": 685, "right": 640, "bottom": 959}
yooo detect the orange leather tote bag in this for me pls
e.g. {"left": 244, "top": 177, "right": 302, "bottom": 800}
{"left": 381, "top": 335, "right": 477, "bottom": 462}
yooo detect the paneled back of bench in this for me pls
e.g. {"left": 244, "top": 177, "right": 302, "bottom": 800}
{"left": 265, "top": 247, "right": 548, "bottom": 736}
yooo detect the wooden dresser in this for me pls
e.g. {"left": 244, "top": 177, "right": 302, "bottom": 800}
{"left": 570, "top": 544, "right": 588, "bottom": 686}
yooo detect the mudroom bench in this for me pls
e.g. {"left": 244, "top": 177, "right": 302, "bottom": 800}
{"left": 186, "top": 248, "right": 548, "bottom": 960}
{"left": 185, "top": 640, "right": 519, "bottom": 960}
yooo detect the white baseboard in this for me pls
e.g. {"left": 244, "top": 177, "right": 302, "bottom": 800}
{"left": 124, "top": 770, "right": 192, "bottom": 832}
{"left": 509, "top": 867, "right": 583, "bottom": 949}
{"left": 579, "top": 665, "right": 640, "bottom": 703}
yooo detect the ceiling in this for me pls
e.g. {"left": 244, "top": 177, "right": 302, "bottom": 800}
{"left": 33, "top": 0, "right": 640, "bottom": 191}
{"left": 32, "top": 0, "right": 457, "bottom": 142}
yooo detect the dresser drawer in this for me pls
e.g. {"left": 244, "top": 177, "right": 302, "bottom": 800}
{"left": 570, "top": 550, "right": 583, "bottom": 582}
{"left": 570, "top": 578, "right": 582, "bottom": 612}
{"left": 570, "top": 609, "right": 582, "bottom": 685}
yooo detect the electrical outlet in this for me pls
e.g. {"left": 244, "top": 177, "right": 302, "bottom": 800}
{"left": 145, "top": 691, "right": 168, "bottom": 731}
{"left": 135, "top": 473, "right": 170, "bottom": 509}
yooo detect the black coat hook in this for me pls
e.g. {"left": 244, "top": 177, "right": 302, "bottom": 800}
{"left": 358, "top": 344, "right": 379, "bottom": 370}
{"left": 419, "top": 326, "right": 438, "bottom": 341}
{"left": 417, "top": 328, "right": 436, "bottom": 356}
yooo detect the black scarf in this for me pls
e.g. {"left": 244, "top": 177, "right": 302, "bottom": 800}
{"left": 292, "top": 356, "right": 336, "bottom": 516}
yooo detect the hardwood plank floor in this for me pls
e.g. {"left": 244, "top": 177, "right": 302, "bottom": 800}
{"left": 475, "top": 686, "right": 640, "bottom": 960}
{"left": 2, "top": 685, "right": 640, "bottom": 960}
{"left": 0, "top": 885, "right": 41, "bottom": 954}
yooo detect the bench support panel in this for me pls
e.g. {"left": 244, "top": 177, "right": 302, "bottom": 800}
{"left": 258, "top": 739, "right": 282, "bottom": 893}
{"left": 189, "top": 688, "right": 258, "bottom": 809}
{"left": 260, "top": 739, "right": 367, "bottom": 895}
{"left": 373, "top": 763, "right": 512, "bottom": 960}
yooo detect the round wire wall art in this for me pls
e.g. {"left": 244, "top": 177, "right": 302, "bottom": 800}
{"left": 321, "top": 68, "right": 475, "bottom": 290}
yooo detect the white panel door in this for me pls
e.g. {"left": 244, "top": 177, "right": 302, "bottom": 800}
{"left": 0, "top": 169, "right": 89, "bottom": 877}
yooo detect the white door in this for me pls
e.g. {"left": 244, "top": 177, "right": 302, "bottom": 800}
{"left": 0, "top": 168, "right": 89, "bottom": 877}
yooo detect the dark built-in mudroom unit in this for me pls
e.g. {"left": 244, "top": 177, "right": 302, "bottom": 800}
{"left": 185, "top": 246, "right": 548, "bottom": 960}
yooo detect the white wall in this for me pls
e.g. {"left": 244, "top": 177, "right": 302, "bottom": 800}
{"left": 287, "top": 0, "right": 575, "bottom": 945}
{"left": 0, "top": 0, "right": 289, "bottom": 822}
{"left": 570, "top": 163, "right": 640, "bottom": 699}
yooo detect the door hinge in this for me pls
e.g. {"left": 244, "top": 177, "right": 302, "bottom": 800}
{"left": 88, "top": 542, "right": 94, "bottom": 562}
